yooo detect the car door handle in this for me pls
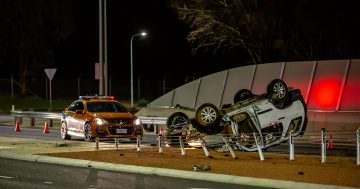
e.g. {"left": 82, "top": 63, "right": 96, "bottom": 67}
{"left": 278, "top": 117, "right": 285, "bottom": 120}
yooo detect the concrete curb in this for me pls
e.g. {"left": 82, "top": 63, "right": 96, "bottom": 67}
{"left": 0, "top": 151, "right": 357, "bottom": 189}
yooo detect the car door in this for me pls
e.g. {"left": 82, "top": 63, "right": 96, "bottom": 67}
{"left": 66, "top": 101, "right": 85, "bottom": 134}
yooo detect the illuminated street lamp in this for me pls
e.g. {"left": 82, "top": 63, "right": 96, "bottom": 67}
{"left": 130, "top": 32, "right": 147, "bottom": 107}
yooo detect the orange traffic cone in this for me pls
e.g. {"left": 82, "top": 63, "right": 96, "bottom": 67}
{"left": 14, "top": 120, "right": 21, "bottom": 132}
{"left": 327, "top": 132, "right": 334, "bottom": 149}
{"left": 43, "top": 121, "right": 50, "bottom": 133}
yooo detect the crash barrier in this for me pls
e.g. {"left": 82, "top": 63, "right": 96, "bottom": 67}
{"left": 138, "top": 116, "right": 167, "bottom": 134}
{"left": 10, "top": 107, "right": 62, "bottom": 127}
{"left": 156, "top": 128, "right": 360, "bottom": 164}
{"left": 88, "top": 128, "right": 360, "bottom": 165}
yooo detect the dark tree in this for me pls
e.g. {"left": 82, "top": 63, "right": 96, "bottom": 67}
{"left": 0, "top": 0, "right": 74, "bottom": 95}
{"left": 167, "top": 0, "right": 360, "bottom": 65}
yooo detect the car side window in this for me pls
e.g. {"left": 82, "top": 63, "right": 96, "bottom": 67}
{"left": 67, "top": 101, "right": 84, "bottom": 112}
{"left": 68, "top": 102, "right": 77, "bottom": 112}
{"left": 75, "top": 102, "right": 84, "bottom": 111}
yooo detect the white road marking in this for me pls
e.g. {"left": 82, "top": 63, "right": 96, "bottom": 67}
{"left": 0, "top": 146, "right": 15, "bottom": 149}
{"left": 0, "top": 175, "right": 14, "bottom": 179}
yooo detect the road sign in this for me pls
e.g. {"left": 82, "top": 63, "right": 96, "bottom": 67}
{"left": 44, "top": 69, "right": 57, "bottom": 81}
{"left": 44, "top": 68, "right": 57, "bottom": 111}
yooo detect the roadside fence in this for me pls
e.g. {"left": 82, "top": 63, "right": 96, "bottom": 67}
{"left": 90, "top": 127, "right": 360, "bottom": 166}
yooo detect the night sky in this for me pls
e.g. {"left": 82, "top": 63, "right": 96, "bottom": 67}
{"left": 1, "top": 0, "right": 360, "bottom": 86}
{"left": 53, "top": 0, "right": 228, "bottom": 81}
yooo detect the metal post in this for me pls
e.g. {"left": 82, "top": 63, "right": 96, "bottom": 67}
{"left": 357, "top": 127, "right": 359, "bottom": 166}
{"left": 115, "top": 138, "right": 119, "bottom": 150}
{"left": 136, "top": 136, "right": 141, "bottom": 152}
{"left": 253, "top": 133, "right": 264, "bottom": 161}
{"left": 98, "top": 0, "right": 104, "bottom": 95}
{"left": 321, "top": 128, "right": 326, "bottom": 163}
{"left": 95, "top": 137, "right": 99, "bottom": 150}
{"left": 11, "top": 74, "right": 14, "bottom": 98}
{"left": 130, "top": 32, "right": 146, "bottom": 107}
{"left": 163, "top": 75, "right": 167, "bottom": 94}
{"left": 290, "top": 130, "right": 295, "bottom": 161}
{"left": 158, "top": 135, "right": 163, "bottom": 154}
{"left": 199, "top": 136, "right": 210, "bottom": 157}
{"left": 223, "top": 137, "right": 237, "bottom": 159}
{"left": 77, "top": 74, "right": 81, "bottom": 97}
{"left": 137, "top": 74, "right": 141, "bottom": 100}
{"left": 179, "top": 136, "right": 186, "bottom": 155}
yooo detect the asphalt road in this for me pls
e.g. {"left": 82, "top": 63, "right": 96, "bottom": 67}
{"left": 0, "top": 157, "right": 269, "bottom": 189}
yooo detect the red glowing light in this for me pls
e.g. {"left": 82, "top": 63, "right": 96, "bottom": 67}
{"left": 310, "top": 78, "right": 341, "bottom": 109}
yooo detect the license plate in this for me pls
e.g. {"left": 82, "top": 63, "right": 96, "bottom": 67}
{"left": 116, "top": 129, "right": 127, "bottom": 134}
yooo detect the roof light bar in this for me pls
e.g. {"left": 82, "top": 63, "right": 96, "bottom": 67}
{"left": 79, "top": 96, "right": 115, "bottom": 100}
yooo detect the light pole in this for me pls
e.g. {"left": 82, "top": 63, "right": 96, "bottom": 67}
{"left": 130, "top": 32, "right": 146, "bottom": 107}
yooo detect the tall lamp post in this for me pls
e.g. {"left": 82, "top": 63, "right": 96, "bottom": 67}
{"left": 130, "top": 32, "right": 146, "bottom": 107}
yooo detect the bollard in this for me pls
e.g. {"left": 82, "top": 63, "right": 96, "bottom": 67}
{"left": 357, "top": 127, "right": 359, "bottom": 166}
{"left": 253, "top": 133, "right": 264, "bottom": 161}
{"left": 289, "top": 130, "right": 295, "bottom": 161}
{"left": 199, "top": 136, "right": 210, "bottom": 157}
{"left": 179, "top": 136, "right": 186, "bottom": 155}
{"left": 95, "top": 137, "right": 99, "bottom": 150}
{"left": 136, "top": 136, "right": 141, "bottom": 152}
{"left": 222, "top": 137, "right": 237, "bottom": 159}
{"left": 115, "top": 138, "right": 119, "bottom": 150}
{"left": 158, "top": 135, "right": 163, "bottom": 154}
{"left": 321, "top": 128, "right": 326, "bottom": 163}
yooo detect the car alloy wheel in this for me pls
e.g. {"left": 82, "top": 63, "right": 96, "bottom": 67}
{"left": 61, "top": 122, "right": 71, "bottom": 140}
{"left": 84, "top": 123, "right": 93, "bottom": 141}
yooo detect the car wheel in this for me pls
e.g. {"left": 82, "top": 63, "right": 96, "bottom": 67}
{"left": 166, "top": 112, "right": 189, "bottom": 146}
{"left": 234, "top": 89, "right": 254, "bottom": 104}
{"left": 61, "top": 122, "right": 71, "bottom": 140}
{"left": 84, "top": 123, "right": 93, "bottom": 142}
{"left": 195, "top": 103, "right": 221, "bottom": 128}
{"left": 267, "top": 79, "right": 288, "bottom": 101}
{"left": 166, "top": 112, "right": 189, "bottom": 128}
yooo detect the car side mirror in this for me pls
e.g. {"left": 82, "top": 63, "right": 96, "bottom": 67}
{"left": 75, "top": 110, "right": 83, "bottom": 114}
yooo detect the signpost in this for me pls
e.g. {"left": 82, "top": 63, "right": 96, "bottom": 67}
{"left": 44, "top": 68, "right": 57, "bottom": 111}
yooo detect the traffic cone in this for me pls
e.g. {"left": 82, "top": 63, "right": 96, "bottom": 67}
{"left": 14, "top": 120, "right": 21, "bottom": 132}
{"left": 43, "top": 121, "right": 50, "bottom": 133}
{"left": 327, "top": 131, "right": 334, "bottom": 149}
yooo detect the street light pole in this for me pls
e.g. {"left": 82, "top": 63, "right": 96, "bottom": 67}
{"left": 130, "top": 32, "right": 146, "bottom": 107}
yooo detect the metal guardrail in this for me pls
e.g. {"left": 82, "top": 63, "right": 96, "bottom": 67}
{"left": 10, "top": 110, "right": 62, "bottom": 120}
{"left": 138, "top": 116, "right": 167, "bottom": 125}
{"left": 10, "top": 110, "right": 62, "bottom": 127}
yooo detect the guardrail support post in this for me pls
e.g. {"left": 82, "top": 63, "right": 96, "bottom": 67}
{"left": 179, "top": 136, "right": 186, "bottom": 155}
{"left": 115, "top": 138, "right": 119, "bottom": 150}
{"left": 321, "top": 128, "right": 327, "bottom": 163}
{"left": 95, "top": 137, "right": 99, "bottom": 150}
{"left": 357, "top": 127, "right": 359, "bottom": 166}
{"left": 223, "top": 137, "right": 237, "bottom": 159}
{"left": 253, "top": 133, "right": 265, "bottom": 161}
{"left": 136, "top": 136, "right": 141, "bottom": 152}
{"left": 199, "top": 136, "right": 210, "bottom": 157}
{"left": 158, "top": 135, "right": 163, "bottom": 154}
{"left": 30, "top": 118, "right": 35, "bottom": 126}
{"left": 289, "top": 130, "right": 295, "bottom": 161}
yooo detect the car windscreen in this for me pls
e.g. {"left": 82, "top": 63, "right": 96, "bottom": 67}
{"left": 86, "top": 102, "right": 128, "bottom": 113}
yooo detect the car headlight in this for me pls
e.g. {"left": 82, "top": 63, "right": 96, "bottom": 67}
{"left": 95, "top": 118, "right": 108, "bottom": 125}
{"left": 133, "top": 118, "right": 141, "bottom": 126}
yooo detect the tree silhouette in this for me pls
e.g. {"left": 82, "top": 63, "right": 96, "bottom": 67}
{"left": 0, "top": 0, "right": 74, "bottom": 95}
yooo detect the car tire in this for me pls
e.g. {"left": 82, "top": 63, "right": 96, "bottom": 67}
{"left": 195, "top": 103, "right": 221, "bottom": 129}
{"left": 166, "top": 112, "right": 189, "bottom": 128}
{"left": 84, "top": 123, "right": 93, "bottom": 142}
{"left": 234, "top": 89, "right": 254, "bottom": 104}
{"left": 166, "top": 112, "right": 189, "bottom": 146}
{"left": 267, "top": 79, "right": 288, "bottom": 101}
{"left": 61, "top": 122, "right": 71, "bottom": 140}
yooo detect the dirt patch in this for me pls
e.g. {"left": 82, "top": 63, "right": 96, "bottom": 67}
{"left": 42, "top": 147, "right": 360, "bottom": 188}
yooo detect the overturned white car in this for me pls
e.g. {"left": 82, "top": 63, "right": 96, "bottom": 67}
{"left": 166, "top": 79, "right": 308, "bottom": 151}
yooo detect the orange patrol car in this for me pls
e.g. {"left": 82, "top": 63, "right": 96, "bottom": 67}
{"left": 60, "top": 96, "right": 143, "bottom": 141}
